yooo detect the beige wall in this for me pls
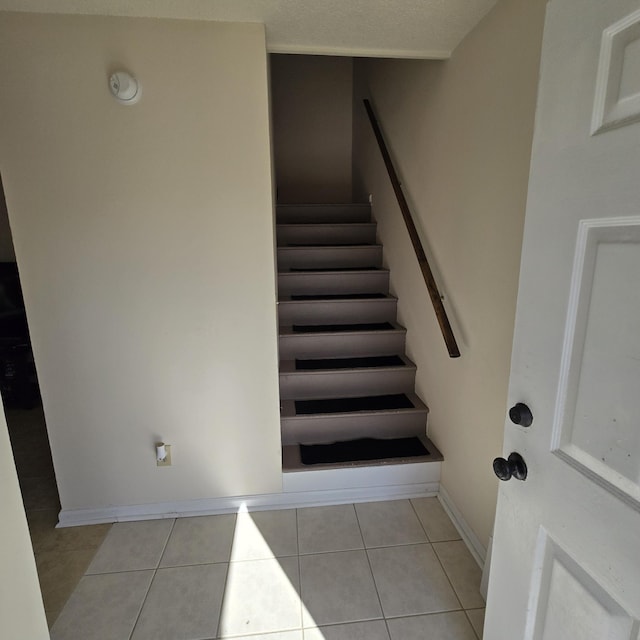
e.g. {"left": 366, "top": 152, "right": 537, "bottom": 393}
{"left": 353, "top": 0, "right": 547, "bottom": 547}
{"left": 0, "top": 176, "right": 16, "bottom": 261}
{"left": 0, "top": 401, "right": 49, "bottom": 638}
{"left": 271, "top": 54, "right": 353, "bottom": 203}
{"left": 0, "top": 13, "right": 282, "bottom": 512}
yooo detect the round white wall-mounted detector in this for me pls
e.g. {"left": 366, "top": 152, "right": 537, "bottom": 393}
{"left": 109, "top": 71, "right": 141, "bottom": 105}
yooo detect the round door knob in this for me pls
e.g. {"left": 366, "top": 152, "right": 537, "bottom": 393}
{"left": 509, "top": 403, "right": 533, "bottom": 427}
{"left": 493, "top": 452, "right": 528, "bottom": 481}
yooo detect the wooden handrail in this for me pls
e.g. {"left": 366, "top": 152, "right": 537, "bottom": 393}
{"left": 363, "top": 99, "right": 460, "bottom": 358}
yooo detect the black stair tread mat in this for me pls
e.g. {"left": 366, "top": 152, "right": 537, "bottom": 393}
{"left": 285, "top": 243, "right": 372, "bottom": 247}
{"left": 295, "top": 355, "right": 405, "bottom": 370}
{"left": 295, "top": 394, "right": 414, "bottom": 415}
{"left": 300, "top": 437, "right": 429, "bottom": 465}
{"left": 289, "top": 267, "right": 380, "bottom": 272}
{"left": 291, "top": 293, "right": 387, "bottom": 300}
{"left": 292, "top": 322, "right": 394, "bottom": 333}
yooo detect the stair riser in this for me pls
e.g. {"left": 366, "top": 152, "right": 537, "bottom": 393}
{"left": 278, "top": 246, "right": 382, "bottom": 270}
{"left": 277, "top": 224, "right": 376, "bottom": 246}
{"left": 278, "top": 272, "right": 389, "bottom": 296}
{"left": 281, "top": 411, "right": 428, "bottom": 445}
{"left": 278, "top": 299, "right": 397, "bottom": 325}
{"left": 280, "top": 368, "right": 416, "bottom": 400}
{"left": 279, "top": 331, "right": 406, "bottom": 359}
{"left": 276, "top": 205, "right": 371, "bottom": 224}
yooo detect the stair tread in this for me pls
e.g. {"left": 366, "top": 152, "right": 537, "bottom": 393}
{"left": 277, "top": 222, "right": 376, "bottom": 227}
{"left": 279, "top": 293, "right": 396, "bottom": 302}
{"left": 282, "top": 435, "right": 443, "bottom": 472}
{"left": 300, "top": 436, "right": 429, "bottom": 465}
{"left": 291, "top": 322, "right": 395, "bottom": 334}
{"left": 283, "top": 293, "right": 394, "bottom": 300}
{"left": 283, "top": 266, "right": 383, "bottom": 273}
{"left": 279, "top": 321, "right": 406, "bottom": 336}
{"left": 278, "top": 244, "right": 382, "bottom": 251}
{"left": 280, "top": 393, "right": 428, "bottom": 418}
{"left": 294, "top": 355, "right": 404, "bottom": 370}
{"left": 279, "top": 358, "right": 416, "bottom": 375}
{"left": 276, "top": 204, "right": 371, "bottom": 224}
{"left": 281, "top": 243, "right": 374, "bottom": 247}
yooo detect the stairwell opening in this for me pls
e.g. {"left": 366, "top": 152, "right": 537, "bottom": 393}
{"left": 270, "top": 55, "right": 440, "bottom": 471}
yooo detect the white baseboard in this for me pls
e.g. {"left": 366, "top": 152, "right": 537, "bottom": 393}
{"left": 437, "top": 484, "right": 487, "bottom": 570}
{"left": 57, "top": 464, "right": 440, "bottom": 528}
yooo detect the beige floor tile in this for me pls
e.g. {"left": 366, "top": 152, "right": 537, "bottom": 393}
{"left": 50, "top": 571, "right": 154, "bottom": 640}
{"left": 355, "top": 500, "right": 427, "bottom": 548}
{"left": 35, "top": 547, "right": 100, "bottom": 624}
{"left": 466, "top": 608, "right": 485, "bottom": 639}
{"left": 219, "top": 556, "right": 301, "bottom": 637}
{"left": 299, "top": 550, "right": 382, "bottom": 627}
{"left": 87, "top": 519, "right": 174, "bottom": 574}
{"left": 160, "top": 514, "right": 235, "bottom": 567}
{"left": 368, "top": 544, "right": 460, "bottom": 617}
{"left": 28, "top": 508, "right": 111, "bottom": 554}
{"left": 45, "top": 607, "right": 62, "bottom": 629}
{"left": 298, "top": 505, "right": 363, "bottom": 555}
{"left": 387, "top": 611, "right": 477, "bottom": 640}
{"left": 410, "top": 497, "right": 461, "bottom": 542}
{"left": 304, "top": 620, "right": 390, "bottom": 640}
{"left": 231, "top": 509, "right": 298, "bottom": 561}
{"left": 131, "top": 564, "right": 228, "bottom": 640}
{"left": 432, "top": 541, "right": 484, "bottom": 609}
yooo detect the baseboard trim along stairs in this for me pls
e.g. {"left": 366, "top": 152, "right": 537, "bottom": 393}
{"left": 276, "top": 203, "right": 442, "bottom": 480}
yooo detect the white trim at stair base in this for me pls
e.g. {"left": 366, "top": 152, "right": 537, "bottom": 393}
{"left": 57, "top": 465, "right": 440, "bottom": 528}
{"left": 438, "top": 484, "right": 487, "bottom": 570}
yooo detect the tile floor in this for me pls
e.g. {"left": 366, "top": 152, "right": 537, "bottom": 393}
{"left": 6, "top": 407, "right": 113, "bottom": 626}
{"left": 7, "top": 408, "right": 485, "bottom": 639}
{"left": 49, "top": 498, "right": 485, "bottom": 640}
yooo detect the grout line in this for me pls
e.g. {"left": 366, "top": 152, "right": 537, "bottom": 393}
{"left": 431, "top": 541, "right": 465, "bottom": 613}
{"left": 214, "top": 562, "right": 231, "bottom": 640}
{"left": 353, "top": 503, "right": 389, "bottom": 637}
{"left": 214, "top": 565, "right": 231, "bottom": 639}
{"left": 216, "top": 512, "right": 241, "bottom": 638}
{"left": 295, "top": 508, "right": 304, "bottom": 630}
{"left": 126, "top": 517, "right": 177, "bottom": 640}
{"left": 408, "top": 496, "right": 432, "bottom": 542}
{"left": 156, "top": 516, "right": 178, "bottom": 568}
{"left": 464, "top": 608, "right": 483, "bottom": 640}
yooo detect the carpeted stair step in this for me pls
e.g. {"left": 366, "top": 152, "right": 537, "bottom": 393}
{"left": 278, "top": 268, "right": 389, "bottom": 296}
{"left": 281, "top": 434, "right": 443, "bottom": 471}
{"left": 278, "top": 295, "right": 397, "bottom": 325}
{"left": 277, "top": 223, "right": 377, "bottom": 246}
{"left": 301, "top": 436, "right": 428, "bottom": 465}
{"left": 279, "top": 355, "right": 416, "bottom": 400}
{"left": 277, "top": 245, "right": 383, "bottom": 270}
{"left": 278, "top": 323, "right": 407, "bottom": 359}
{"left": 280, "top": 392, "right": 429, "bottom": 445}
{"left": 276, "top": 203, "right": 371, "bottom": 224}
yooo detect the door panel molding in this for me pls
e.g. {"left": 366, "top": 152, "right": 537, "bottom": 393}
{"left": 592, "top": 8, "right": 640, "bottom": 135}
{"left": 525, "top": 527, "right": 639, "bottom": 640}
{"left": 551, "top": 216, "right": 640, "bottom": 510}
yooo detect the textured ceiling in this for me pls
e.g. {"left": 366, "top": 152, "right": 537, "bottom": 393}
{"left": 0, "top": 0, "right": 498, "bottom": 58}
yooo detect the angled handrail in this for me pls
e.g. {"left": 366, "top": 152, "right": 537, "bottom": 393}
{"left": 363, "top": 99, "right": 460, "bottom": 358}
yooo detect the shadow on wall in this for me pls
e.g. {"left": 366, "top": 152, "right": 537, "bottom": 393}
{"left": 271, "top": 54, "right": 355, "bottom": 204}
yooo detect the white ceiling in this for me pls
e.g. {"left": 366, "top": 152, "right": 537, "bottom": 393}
{"left": 0, "top": 0, "right": 498, "bottom": 59}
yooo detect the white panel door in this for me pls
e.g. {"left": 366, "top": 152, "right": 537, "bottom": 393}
{"left": 485, "top": 0, "right": 640, "bottom": 638}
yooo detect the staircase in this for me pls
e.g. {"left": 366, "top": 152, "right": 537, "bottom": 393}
{"left": 276, "top": 203, "right": 443, "bottom": 474}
